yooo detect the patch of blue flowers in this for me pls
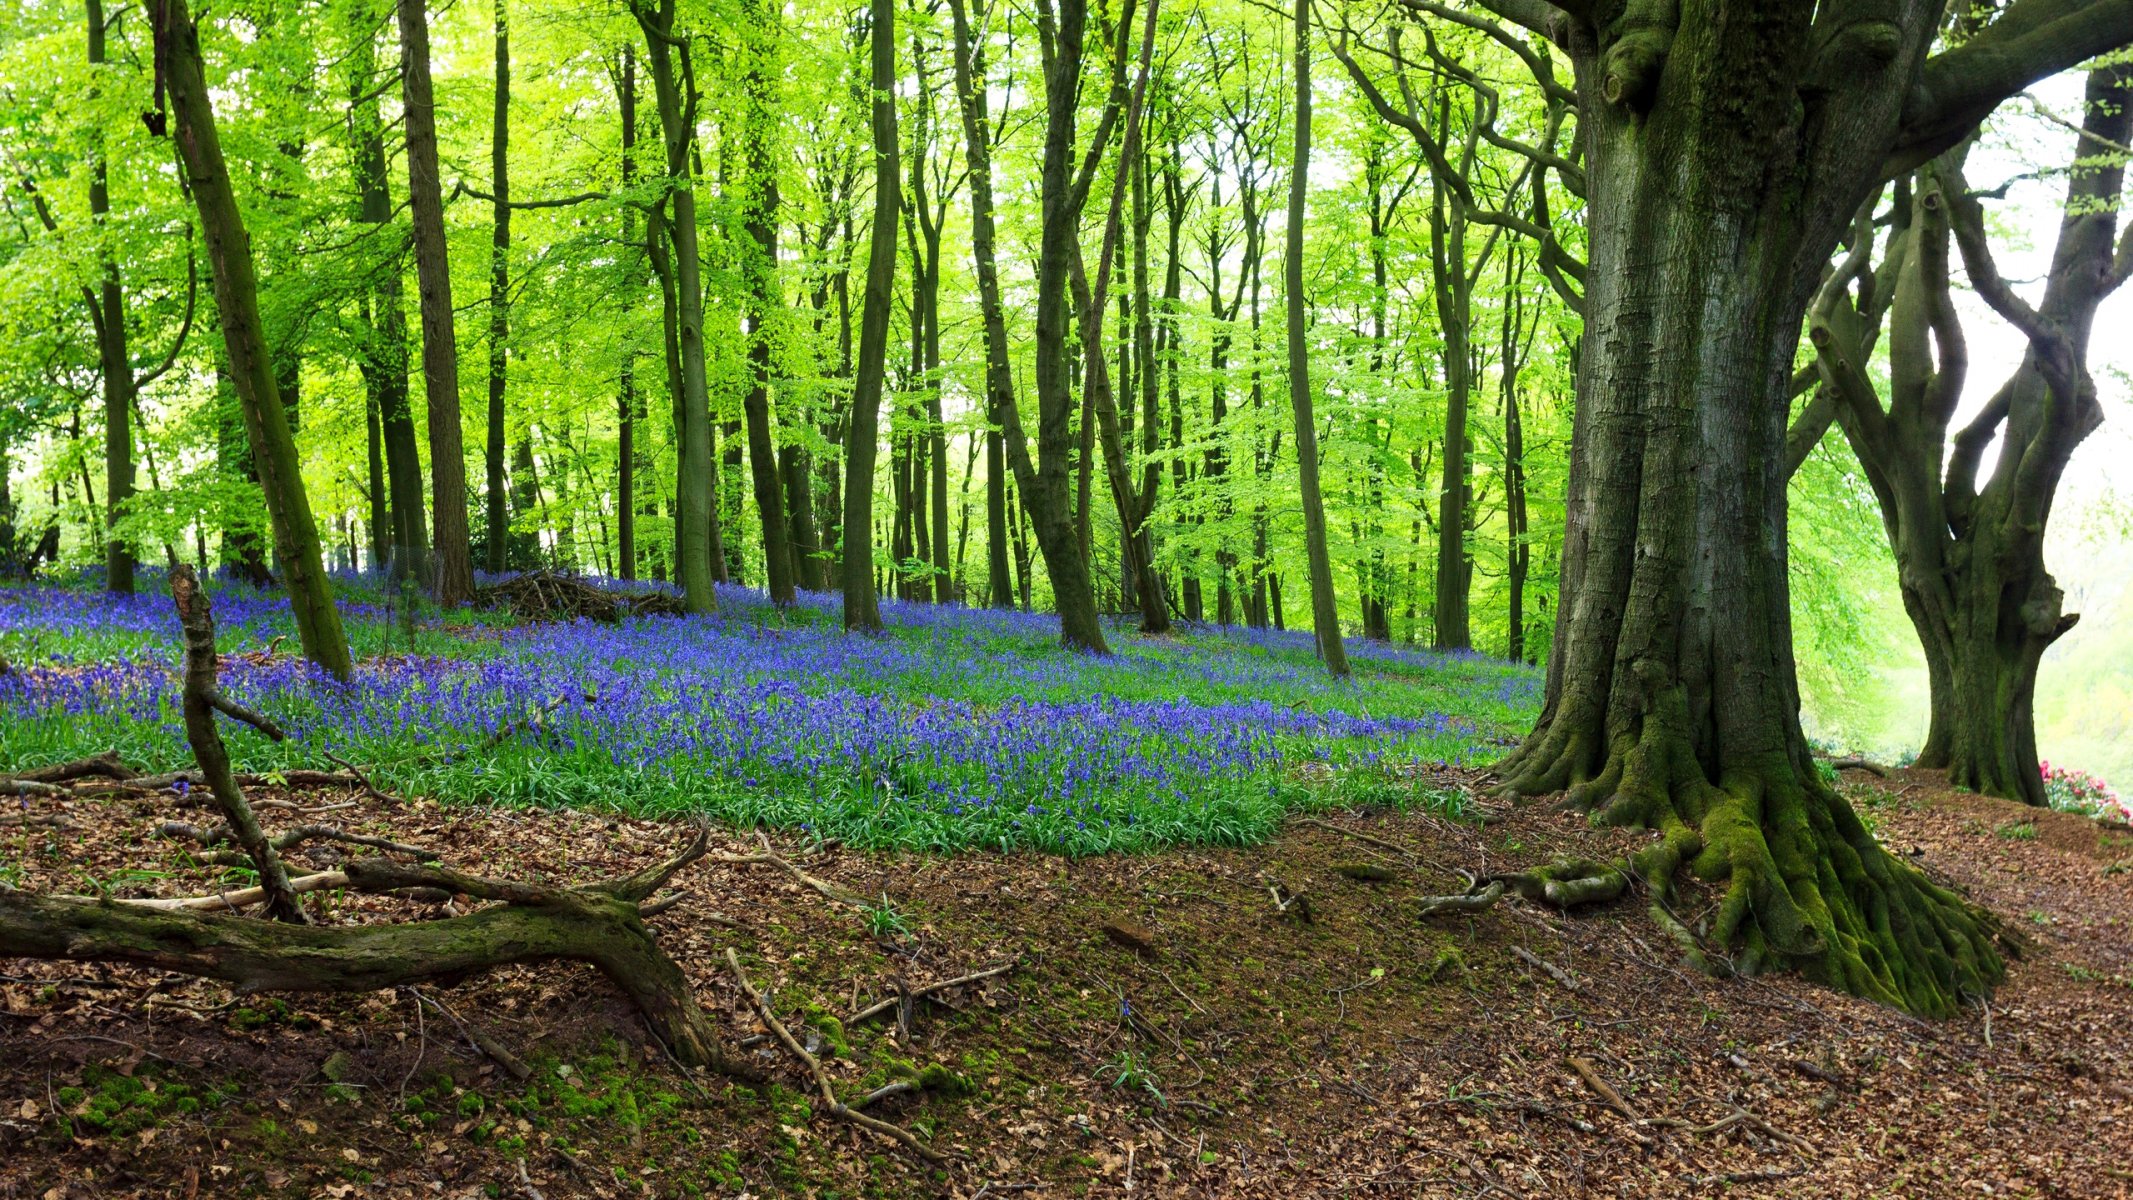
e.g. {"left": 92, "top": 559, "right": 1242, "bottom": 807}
{"left": 0, "top": 575, "right": 1540, "bottom": 855}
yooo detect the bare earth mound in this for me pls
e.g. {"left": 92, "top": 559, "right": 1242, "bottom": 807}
{"left": 3, "top": 766, "right": 2128, "bottom": 1198}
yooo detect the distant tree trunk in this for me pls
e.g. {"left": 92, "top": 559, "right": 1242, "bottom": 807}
{"left": 398, "top": 0, "right": 474, "bottom": 607}
{"left": 1015, "top": 0, "right": 1124, "bottom": 653}
{"left": 351, "top": 31, "right": 427, "bottom": 586}
{"left": 485, "top": 0, "right": 512, "bottom": 575}
{"left": 86, "top": 0, "right": 136, "bottom": 595}
{"left": 1284, "top": 0, "right": 1345, "bottom": 676}
{"left": 740, "top": 0, "right": 796, "bottom": 604}
{"left": 841, "top": 0, "right": 899, "bottom": 633}
{"left": 946, "top": 0, "right": 1017, "bottom": 611}
{"left": 1809, "top": 64, "right": 2132, "bottom": 807}
{"left": 364, "top": 381, "right": 389, "bottom": 569}
{"left": 617, "top": 46, "right": 639, "bottom": 581}
{"left": 154, "top": 0, "right": 351, "bottom": 680}
{"left": 635, "top": 0, "right": 718, "bottom": 613}
{"left": 1428, "top": 171, "right": 1473, "bottom": 652}
{"left": 1501, "top": 249, "right": 1535, "bottom": 663}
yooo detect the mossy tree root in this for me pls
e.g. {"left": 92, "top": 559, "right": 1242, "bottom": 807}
{"left": 0, "top": 829, "right": 748, "bottom": 1075}
{"left": 1494, "top": 691, "right": 2003, "bottom": 1017}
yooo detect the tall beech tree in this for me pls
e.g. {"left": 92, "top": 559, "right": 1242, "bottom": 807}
{"left": 149, "top": 0, "right": 351, "bottom": 680}
{"left": 398, "top": 0, "right": 475, "bottom": 606}
{"left": 946, "top": 0, "right": 1018, "bottom": 610}
{"left": 635, "top": 0, "right": 719, "bottom": 614}
{"left": 1807, "top": 63, "right": 2133, "bottom": 807}
{"left": 842, "top": 0, "right": 901, "bottom": 632}
{"left": 1284, "top": 0, "right": 1345, "bottom": 676}
{"left": 485, "top": 0, "right": 512, "bottom": 574}
{"left": 348, "top": 8, "right": 428, "bottom": 586}
{"left": 739, "top": 0, "right": 797, "bottom": 606}
{"left": 1469, "top": 0, "right": 2133, "bottom": 1014}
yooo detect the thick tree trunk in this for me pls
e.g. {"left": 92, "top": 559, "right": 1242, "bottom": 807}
{"left": 156, "top": 0, "right": 351, "bottom": 680}
{"left": 399, "top": 0, "right": 475, "bottom": 607}
{"left": 1429, "top": 185, "right": 1473, "bottom": 651}
{"left": 1496, "top": 11, "right": 2003, "bottom": 1017}
{"left": 485, "top": 0, "right": 512, "bottom": 575}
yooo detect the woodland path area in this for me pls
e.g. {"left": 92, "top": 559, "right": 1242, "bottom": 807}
{"left": 2, "top": 765, "right": 2128, "bottom": 1198}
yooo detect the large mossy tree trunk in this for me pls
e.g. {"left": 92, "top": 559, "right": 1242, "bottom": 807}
{"left": 154, "top": 0, "right": 351, "bottom": 681}
{"left": 1483, "top": 0, "right": 2133, "bottom": 1016}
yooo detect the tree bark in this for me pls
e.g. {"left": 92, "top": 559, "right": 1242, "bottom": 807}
{"left": 397, "top": 0, "right": 474, "bottom": 607}
{"left": 739, "top": 0, "right": 796, "bottom": 605}
{"left": 1484, "top": 5, "right": 2047, "bottom": 1016}
{"left": 1284, "top": 0, "right": 1345, "bottom": 676}
{"left": 1814, "top": 64, "right": 2132, "bottom": 807}
{"left": 485, "top": 0, "right": 512, "bottom": 575}
{"left": 946, "top": 0, "right": 1019, "bottom": 611}
{"left": 617, "top": 45, "right": 640, "bottom": 581}
{"left": 841, "top": 0, "right": 900, "bottom": 633}
{"left": 154, "top": 0, "right": 351, "bottom": 680}
{"left": 635, "top": 0, "right": 718, "bottom": 613}
{"left": 350, "top": 27, "right": 428, "bottom": 587}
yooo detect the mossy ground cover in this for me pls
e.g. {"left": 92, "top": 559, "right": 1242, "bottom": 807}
{"left": 1, "top": 570, "right": 1538, "bottom": 854}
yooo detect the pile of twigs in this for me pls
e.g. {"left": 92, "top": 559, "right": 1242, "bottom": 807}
{"left": 474, "top": 570, "right": 685, "bottom": 624}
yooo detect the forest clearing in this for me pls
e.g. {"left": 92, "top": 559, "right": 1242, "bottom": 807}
{"left": 6, "top": 0, "right": 2133, "bottom": 1194}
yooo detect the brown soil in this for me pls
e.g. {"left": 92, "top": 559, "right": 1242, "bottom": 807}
{"left": 3, "top": 765, "right": 2129, "bottom": 1199}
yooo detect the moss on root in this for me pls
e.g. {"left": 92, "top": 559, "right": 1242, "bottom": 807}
{"left": 1497, "top": 690, "right": 2003, "bottom": 1017}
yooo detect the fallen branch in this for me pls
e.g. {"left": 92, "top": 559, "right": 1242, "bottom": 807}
{"left": 1566, "top": 1056, "right": 1642, "bottom": 1123}
{"left": 708, "top": 833, "right": 866, "bottom": 908}
{"left": 1512, "top": 945, "right": 1581, "bottom": 992}
{"left": 846, "top": 959, "right": 1019, "bottom": 1025}
{"left": 75, "top": 869, "right": 350, "bottom": 912}
{"left": 414, "top": 988, "right": 533, "bottom": 1081}
{"left": 159, "top": 820, "right": 436, "bottom": 864}
{"left": 724, "top": 948, "right": 947, "bottom": 1163}
{"left": 1830, "top": 757, "right": 1890, "bottom": 778}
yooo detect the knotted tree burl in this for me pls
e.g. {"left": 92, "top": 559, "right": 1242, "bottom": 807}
{"left": 1471, "top": 0, "right": 2133, "bottom": 1015}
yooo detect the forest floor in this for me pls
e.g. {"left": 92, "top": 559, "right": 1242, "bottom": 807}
{"left": 4, "top": 763, "right": 2130, "bottom": 1199}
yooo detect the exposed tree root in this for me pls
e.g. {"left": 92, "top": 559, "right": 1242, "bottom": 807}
{"left": 1492, "top": 685, "right": 2003, "bottom": 1016}
{"left": 158, "top": 820, "right": 435, "bottom": 866}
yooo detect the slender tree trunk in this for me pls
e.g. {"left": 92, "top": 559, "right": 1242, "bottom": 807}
{"left": 153, "top": 0, "right": 350, "bottom": 679}
{"left": 364, "top": 378, "right": 389, "bottom": 570}
{"left": 86, "top": 0, "right": 137, "bottom": 595}
{"left": 739, "top": 0, "right": 795, "bottom": 604}
{"left": 841, "top": 0, "right": 899, "bottom": 633}
{"left": 1284, "top": 0, "right": 1345, "bottom": 676}
{"left": 946, "top": 0, "right": 1018, "bottom": 611}
{"left": 617, "top": 46, "right": 639, "bottom": 581}
{"left": 1430, "top": 183, "right": 1473, "bottom": 650}
{"left": 351, "top": 32, "right": 427, "bottom": 586}
{"left": 635, "top": 0, "right": 717, "bottom": 613}
{"left": 398, "top": 0, "right": 474, "bottom": 606}
{"left": 485, "top": 0, "right": 511, "bottom": 575}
